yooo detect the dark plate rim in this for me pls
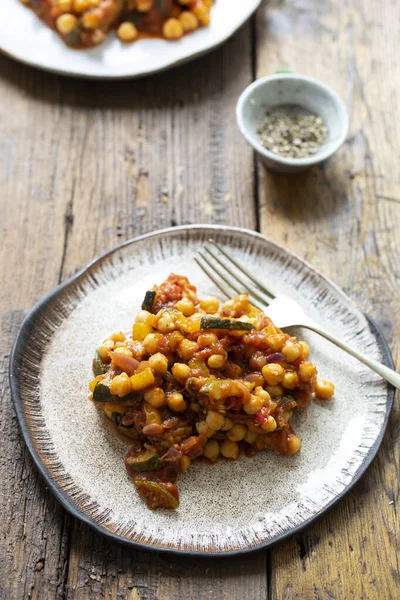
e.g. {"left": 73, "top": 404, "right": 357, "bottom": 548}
{"left": 9, "top": 225, "right": 395, "bottom": 557}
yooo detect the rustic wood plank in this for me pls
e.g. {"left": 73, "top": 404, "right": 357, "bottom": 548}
{"left": 63, "top": 23, "right": 264, "bottom": 600}
{"left": 0, "top": 21, "right": 265, "bottom": 600}
{"left": 256, "top": 1, "right": 400, "bottom": 598}
{"left": 49, "top": 30, "right": 257, "bottom": 280}
{"left": 0, "top": 58, "right": 74, "bottom": 598}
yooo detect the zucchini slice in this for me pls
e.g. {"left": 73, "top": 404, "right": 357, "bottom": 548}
{"left": 200, "top": 316, "right": 255, "bottom": 331}
{"left": 141, "top": 290, "right": 156, "bottom": 312}
{"left": 92, "top": 351, "right": 110, "bottom": 377}
{"left": 93, "top": 380, "right": 140, "bottom": 405}
{"left": 134, "top": 480, "right": 179, "bottom": 510}
{"left": 125, "top": 449, "right": 165, "bottom": 472}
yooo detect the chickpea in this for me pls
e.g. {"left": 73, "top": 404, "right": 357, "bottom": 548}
{"left": 143, "top": 333, "right": 161, "bottom": 354}
{"left": 220, "top": 439, "right": 239, "bottom": 460}
{"left": 261, "top": 416, "right": 277, "bottom": 432}
{"left": 176, "top": 298, "right": 195, "bottom": 316}
{"left": 167, "top": 330, "right": 184, "bottom": 351}
{"left": 110, "top": 331, "right": 126, "bottom": 342}
{"left": 298, "top": 361, "right": 317, "bottom": 383}
{"left": 156, "top": 313, "right": 176, "bottom": 333}
{"left": 73, "top": 0, "right": 89, "bottom": 13}
{"left": 117, "top": 22, "right": 138, "bottom": 42}
{"left": 314, "top": 379, "right": 335, "bottom": 399}
{"left": 286, "top": 434, "right": 302, "bottom": 455}
{"left": 177, "top": 339, "right": 199, "bottom": 361}
{"left": 197, "top": 333, "right": 218, "bottom": 349}
{"left": 163, "top": 18, "right": 184, "bottom": 40}
{"left": 249, "top": 351, "right": 268, "bottom": 371}
{"left": 206, "top": 411, "right": 225, "bottom": 431}
{"left": 57, "top": 0, "right": 72, "bottom": 11}
{"left": 148, "top": 352, "right": 168, "bottom": 374}
{"left": 265, "top": 384, "right": 284, "bottom": 398}
{"left": 172, "top": 362, "right": 191, "bottom": 383}
{"left": 113, "top": 347, "right": 133, "bottom": 357}
{"left": 144, "top": 387, "right": 166, "bottom": 408}
{"left": 200, "top": 296, "right": 220, "bottom": 313}
{"left": 254, "top": 386, "right": 271, "bottom": 402}
{"left": 245, "top": 372, "right": 265, "bottom": 387}
{"left": 282, "top": 340, "right": 301, "bottom": 363}
{"left": 262, "top": 363, "right": 285, "bottom": 386}
{"left": 267, "top": 333, "right": 287, "bottom": 352}
{"left": 244, "top": 430, "right": 257, "bottom": 444}
{"left": 243, "top": 394, "right": 265, "bottom": 415}
{"left": 203, "top": 440, "right": 219, "bottom": 461}
{"left": 222, "top": 299, "right": 234, "bottom": 314}
{"left": 207, "top": 354, "right": 226, "bottom": 369}
{"left": 167, "top": 392, "right": 187, "bottom": 412}
{"left": 227, "top": 423, "right": 247, "bottom": 442}
{"left": 110, "top": 373, "right": 132, "bottom": 397}
{"left": 179, "top": 11, "right": 199, "bottom": 32}
{"left": 192, "top": 3, "right": 211, "bottom": 26}
{"left": 56, "top": 13, "right": 78, "bottom": 35}
{"left": 135, "top": 310, "right": 153, "bottom": 324}
{"left": 196, "top": 420, "right": 215, "bottom": 437}
{"left": 299, "top": 341, "right": 310, "bottom": 359}
{"left": 221, "top": 417, "right": 234, "bottom": 431}
{"left": 98, "top": 339, "right": 114, "bottom": 360}
{"left": 282, "top": 371, "right": 299, "bottom": 390}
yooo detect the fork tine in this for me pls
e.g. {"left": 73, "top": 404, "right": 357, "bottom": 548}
{"left": 204, "top": 245, "right": 272, "bottom": 307}
{"left": 198, "top": 250, "right": 265, "bottom": 311}
{"left": 209, "top": 240, "right": 277, "bottom": 300}
{"left": 194, "top": 256, "right": 232, "bottom": 299}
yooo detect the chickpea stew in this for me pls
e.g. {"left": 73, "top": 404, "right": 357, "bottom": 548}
{"left": 89, "top": 274, "right": 335, "bottom": 510}
{"left": 21, "top": 0, "right": 214, "bottom": 48}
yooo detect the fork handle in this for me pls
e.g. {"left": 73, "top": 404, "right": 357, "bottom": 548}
{"left": 305, "top": 321, "right": 400, "bottom": 390}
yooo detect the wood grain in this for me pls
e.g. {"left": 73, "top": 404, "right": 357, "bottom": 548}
{"left": 0, "top": 21, "right": 267, "bottom": 600}
{"left": 0, "top": 55, "right": 73, "bottom": 598}
{"left": 256, "top": 1, "right": 400, "bottom": 598}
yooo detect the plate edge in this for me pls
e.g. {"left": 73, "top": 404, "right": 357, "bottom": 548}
{"left": 9, "top": 225, "right": 395, "bottom": 557}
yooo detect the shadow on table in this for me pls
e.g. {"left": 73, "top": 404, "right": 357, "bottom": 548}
{"left": 257, "top": 159, "right": 350, "bottom": 223}
{"left": 0, "top": 29, "right": 248, "bottom": 113}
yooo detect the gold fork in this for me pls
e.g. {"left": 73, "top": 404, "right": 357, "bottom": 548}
{"left": 195, "top": 240, "right": 400, "bottom": 390}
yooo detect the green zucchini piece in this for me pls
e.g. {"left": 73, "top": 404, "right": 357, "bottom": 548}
{"left": 93, "top": 381, "right": 140, "bottom": 405}
{"left": 200, "top": 316, "right": 255, "bottom": 331}
{"left": 141, "top": 290, "right": 156, "bottom": 312}
{"left": 125, "top": 449, "right": 164, "bottom": 472}
{"left": 93, "top": 381, "right": 118, "bottom": 403}
{"left": 92, "top": 351, "right": 110, "bottom": 377}
{"left": 134, "top": 480, "right": 179, "bottom": 509}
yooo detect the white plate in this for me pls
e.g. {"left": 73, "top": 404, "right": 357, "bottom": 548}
{"left": 10, "top": 225, "right": 393, "bottom": 555}
{"left": 1, "top": 0, "right": 261, "bottom": 79}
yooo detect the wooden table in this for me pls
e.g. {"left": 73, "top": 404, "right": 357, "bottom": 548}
{"left": 1, "top": 1, "right": 399, "bottom": 598}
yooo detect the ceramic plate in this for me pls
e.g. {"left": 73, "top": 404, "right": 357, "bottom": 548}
{"left": 10, "top": 225, "right": 394, "bottom": 555}
{"left": 1, "top": 0, "right": 261, "bottom": 79}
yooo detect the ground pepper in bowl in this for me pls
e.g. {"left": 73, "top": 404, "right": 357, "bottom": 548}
{"left": 257, "top": 105, "right": 328, "bottom": 159}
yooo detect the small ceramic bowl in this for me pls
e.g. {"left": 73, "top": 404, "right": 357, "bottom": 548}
{"left": 236, "top": 73, "right": 349, "bottom": 174}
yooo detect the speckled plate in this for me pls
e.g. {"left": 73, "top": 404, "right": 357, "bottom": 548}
{"left": 10, "top": 225, "right": 394, "bottom": 555}
{"left": 1, "top": 0, "right": 261, "bottom": 79}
